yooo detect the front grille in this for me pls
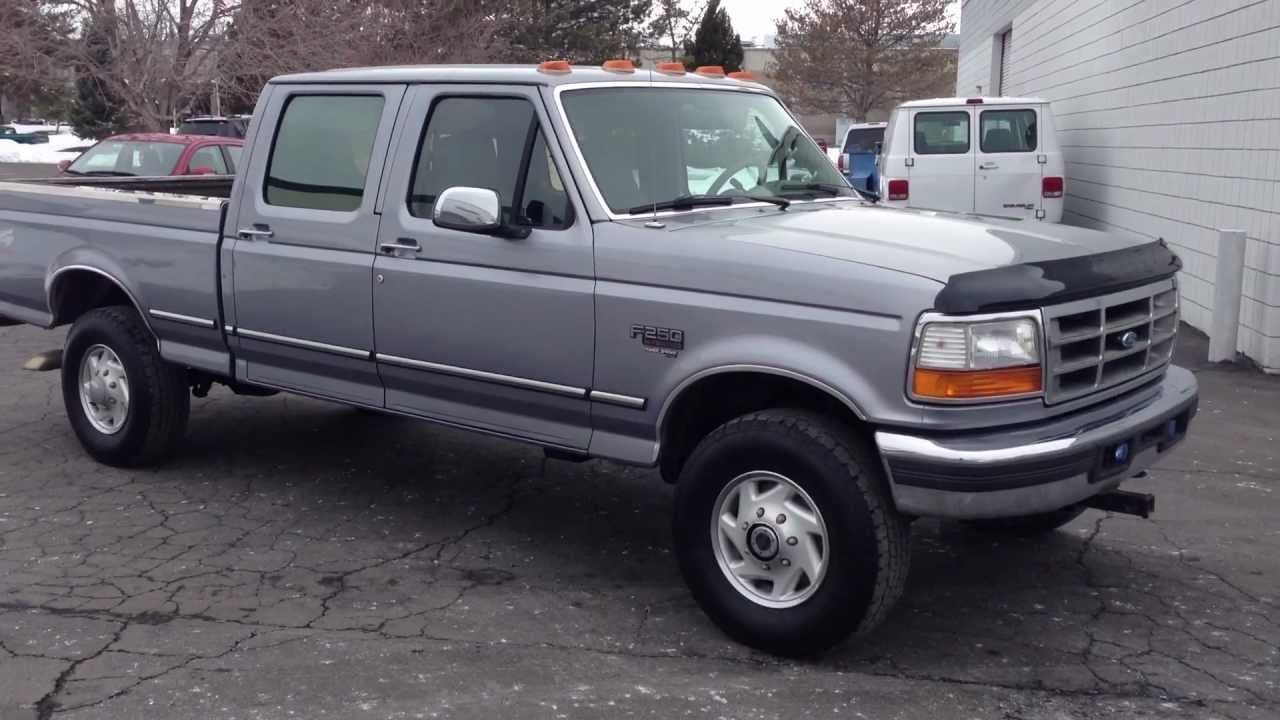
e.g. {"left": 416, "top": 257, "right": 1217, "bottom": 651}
{"left": 1042, "top": 279, "right": 1179, "bottom": 404}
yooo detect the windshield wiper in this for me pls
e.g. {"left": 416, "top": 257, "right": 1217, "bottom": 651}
{"left": 60, "top": 168, "right": 84, "bottom": 176}
{"left": 627, "top": 193, "right": 789, "bottom": 215}
{"left": 779, "top": 182, "right": 856, "bottom": 198}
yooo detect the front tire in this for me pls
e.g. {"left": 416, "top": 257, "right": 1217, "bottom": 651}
{"left": 61, "top": 306, "right": 190, "bottom": 467}
{"left": 673, "top": 410, "right": 910, "bottom": 656}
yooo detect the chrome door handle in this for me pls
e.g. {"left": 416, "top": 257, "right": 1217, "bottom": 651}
{"left": 380, "top": 238, "right": 422, "bottom": 254}
{"left": 238, "top": 227, "right": 273, "bottom": 239}
{"left": 979, "top": 161, "right": 999, "bottom": 170}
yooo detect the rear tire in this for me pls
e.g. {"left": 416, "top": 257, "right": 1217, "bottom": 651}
{"left": 965, "top": 505, "right": 1086, "bottom": 536}
{"left": 61, "top": 306, "right": 189, "bottom": 467}
{"left": 673, "top": 410, "right": 910, "bottom": 657}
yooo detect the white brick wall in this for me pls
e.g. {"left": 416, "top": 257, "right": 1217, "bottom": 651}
{"left": 958, "top": 0, "right": 1280, "bottom": 371}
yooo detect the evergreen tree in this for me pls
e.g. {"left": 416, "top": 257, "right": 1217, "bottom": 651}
{"left": 68, "top": 16, "right": 121, "bottom": 140}
{"left": 686, "top": 0, "right": 743, "bottom": 72}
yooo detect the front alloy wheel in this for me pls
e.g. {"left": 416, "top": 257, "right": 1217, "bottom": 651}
{"left": 673, "top": 409, "right": 911, "bottom": 656}
{"left": 712, "top": 470, "right": 828, "bottom": 608}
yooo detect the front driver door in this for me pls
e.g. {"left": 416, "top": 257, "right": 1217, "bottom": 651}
{"left": 372, "top": 85, "right": 595, "bottom": 449}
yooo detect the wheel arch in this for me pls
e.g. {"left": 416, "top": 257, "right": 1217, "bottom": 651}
{"left": 46, "top": 264, "right": 153, "bottom": 334}
{"left": 655, "top": 365, "right": 869, "bottom": 483}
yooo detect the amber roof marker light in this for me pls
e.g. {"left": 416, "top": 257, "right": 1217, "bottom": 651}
{"left": 655, "top": 62, "right": 687, "bottom": 75}
{"left": 537, "top": 60, "right": 572, "bottom": 74}
{"left": 727, "top": 71, "right": 757, "bottom": 81}
{"left": 694, "top": 65, "right": 726, "bottom": 77}
{"left": 602, "top": 59, "right": 636, "bottom": 73}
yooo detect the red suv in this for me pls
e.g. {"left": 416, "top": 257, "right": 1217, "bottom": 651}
{"left": 58, "top": 133, "right": 244, "bottom": 177}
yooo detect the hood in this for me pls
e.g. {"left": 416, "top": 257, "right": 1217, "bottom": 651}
{"left": 664, "top": 201, "right": 1145, "bottom": 283}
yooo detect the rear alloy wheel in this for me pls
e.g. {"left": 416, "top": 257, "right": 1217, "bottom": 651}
{"left": 674, "top": 410, "right": 910, "bottom": 656}
{"left": 62, "top": 306, "right": 190, "bottom": 466}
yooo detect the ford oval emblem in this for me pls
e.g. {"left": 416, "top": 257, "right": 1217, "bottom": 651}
{"left": 1120, "top": 330, "right": 1139, "bottom": 349}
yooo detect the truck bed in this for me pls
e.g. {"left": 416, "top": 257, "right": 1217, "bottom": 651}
{"left": 0, "top": 177, "right": 232, "bottom": 375}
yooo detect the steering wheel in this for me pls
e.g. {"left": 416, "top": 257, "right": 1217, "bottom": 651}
{"left": 706, "top": 158, "right": 769, "bottom": 195}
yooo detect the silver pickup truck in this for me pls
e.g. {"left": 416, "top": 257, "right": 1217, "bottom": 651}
{"left": 0, "top": 63, "right": 1197, "bottom": 656}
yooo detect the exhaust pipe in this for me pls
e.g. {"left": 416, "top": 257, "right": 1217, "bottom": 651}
{"left": 1083, "top": 490, "right": 1155, "bottom": 519}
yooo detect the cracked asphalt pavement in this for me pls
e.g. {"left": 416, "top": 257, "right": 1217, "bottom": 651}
{"left": 0, "top": 323, "right": 1275, "bottom": 720}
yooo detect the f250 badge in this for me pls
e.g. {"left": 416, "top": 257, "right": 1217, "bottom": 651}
{"left": 631, "top": 324, "right": 684, "bottom": 356}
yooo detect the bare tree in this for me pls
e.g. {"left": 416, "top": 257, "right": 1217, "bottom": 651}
{"left": 218, "top": 0, "right": 509, "bottom": 105}
{"left": 771, "top": 0, "right": 955, "bottom": 120}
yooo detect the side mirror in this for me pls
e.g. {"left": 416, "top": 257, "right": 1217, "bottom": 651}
{"left": 433, "top": 186, "right": 529, "bottom": 239}
{"left": 56, "top": 159, "right": 72, "bottom": 174}
{"left": 188, "top": 166, "right": 215, "bottom": 176}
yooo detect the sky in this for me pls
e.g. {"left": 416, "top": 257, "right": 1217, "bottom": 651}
{"left": 720, "top": 0, "right": 962, "bottom": 46}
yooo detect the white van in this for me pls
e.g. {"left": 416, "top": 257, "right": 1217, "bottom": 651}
{"left": 877, "top": 97, "right": 1064, "bottom": 222}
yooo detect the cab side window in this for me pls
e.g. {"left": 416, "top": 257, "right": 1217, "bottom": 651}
{"left": 914, "top": 112, "right": 970, "bottom": 155}
{"left": 408, "top": 96, "right": 571, "bottom": 229}
{"left": 264, "top": 95, "right": 385, "bottom": 212}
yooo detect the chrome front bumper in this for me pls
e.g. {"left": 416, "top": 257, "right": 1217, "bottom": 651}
{"left": 875, "top": 366, "right": 1199, "bottom": 520}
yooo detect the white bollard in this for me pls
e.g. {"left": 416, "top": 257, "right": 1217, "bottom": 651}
{"left": 1207, "top": 229, "right": 1247, "bottom": 363}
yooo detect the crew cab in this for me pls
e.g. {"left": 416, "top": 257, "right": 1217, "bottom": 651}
{"left": 878, "top": 97, "right": 1065, "bottom": 221}
{"left": 0, "top": 63, "right": 1195, "bottom": 657}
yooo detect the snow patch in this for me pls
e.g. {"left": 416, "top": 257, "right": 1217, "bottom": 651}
{"left": 0, "top": 131, "right": 90, "bottom": 164}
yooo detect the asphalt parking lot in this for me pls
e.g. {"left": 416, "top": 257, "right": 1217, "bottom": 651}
{"left": 0, "top": 322, "right": 1275, "bottom": 719}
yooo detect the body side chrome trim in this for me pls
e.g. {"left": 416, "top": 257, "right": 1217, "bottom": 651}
{"left": 237, "top": 328, "right": 371, "bottom": 359}
{"left": 223, "top": 325, "right": 235, "bottom": 335}
{"left": 148, "top": 309, "right": 216, "bottom": 328}
{"left": 234, "top": 379, "right": 587, "bottom": 454}
{"left": 375, "top": 353, "right": 587, "bottom": 399}
{"left": 589, "top": 390, "right": 647, "bottom": 409}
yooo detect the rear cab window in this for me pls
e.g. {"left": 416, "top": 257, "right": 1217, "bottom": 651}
{"left": 980, "top": 109, "right": 1037, "bottom": 153}
{"left": 913, "top": 112, "right": 970, "bottom": 155}
{"left": 843, "top": 128, "right": 884, "bottom": 153}
{"left": 263, "top": 95, "right": 385, "bottom": 211}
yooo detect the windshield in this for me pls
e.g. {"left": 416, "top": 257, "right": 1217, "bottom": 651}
{"left": 67, "top": 140, "right": 185, "bottom": 176}
{"left": 560, "top": 87, "right": 854, "bottom": 214}
{"left": 843, "top": 127, "right": 884, "bottom": 153}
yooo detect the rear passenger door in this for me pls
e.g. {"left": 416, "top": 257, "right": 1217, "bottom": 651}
{"left": 228, "top": 84, "right": 405, "bottom": 405}
{"left": 974, "top": 106, "right": 1043, "bottom": 220}
{"left": 907, "top": 108, "right": 974, "bottom": 214}
{"left": 372, "top": 86, "right": 594, "bottom": 449}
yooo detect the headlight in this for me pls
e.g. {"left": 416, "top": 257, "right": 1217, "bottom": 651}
{"left": 912, "top": 316, "right": 1042, "bottom": 401}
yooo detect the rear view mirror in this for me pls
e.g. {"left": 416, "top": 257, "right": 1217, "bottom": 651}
{"left": 433, "top": 186, "right": 529, "bottom": 239}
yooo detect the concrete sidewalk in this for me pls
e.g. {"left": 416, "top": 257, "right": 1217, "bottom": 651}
{"left": 0, "top": 323, "right": 1275, "bottom": 719}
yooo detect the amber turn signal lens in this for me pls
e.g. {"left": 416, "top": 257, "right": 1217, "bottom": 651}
{"left": 913, "top": 366, "right": 1042, "bottom": 400}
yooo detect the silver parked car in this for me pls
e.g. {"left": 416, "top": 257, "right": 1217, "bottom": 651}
{"left": 0, "top": 62, "right": 1197, "bottom": 656}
